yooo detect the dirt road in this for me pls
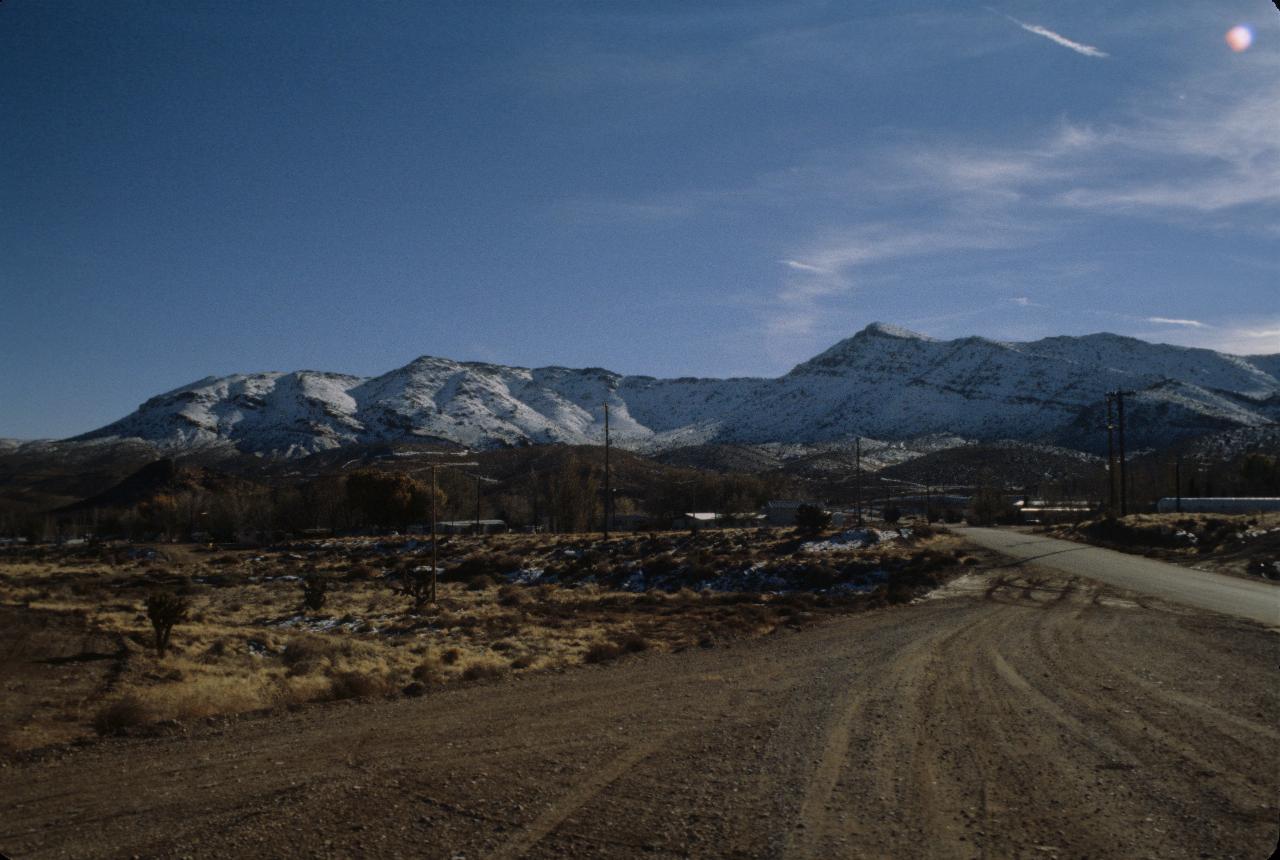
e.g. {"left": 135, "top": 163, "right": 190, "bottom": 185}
{"left": 957, "top": 526, "right": 1280, "bottom": 625}
{"left": 2, "top": 570, "right": 1277, "bottom": 859}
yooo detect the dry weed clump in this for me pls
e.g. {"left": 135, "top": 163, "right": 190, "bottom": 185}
{"left": 460, "top": 657, "right": 508, "bottom": 682}
{"left": 326, "top": 671, "right": 389, "bottom": 701}
{"left": 93, "top": 695, "right": 152, "bottom": 736}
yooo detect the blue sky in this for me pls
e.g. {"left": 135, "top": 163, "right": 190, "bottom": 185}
{"left": 2, "top": 1, "right": 1276, "bottom": 438}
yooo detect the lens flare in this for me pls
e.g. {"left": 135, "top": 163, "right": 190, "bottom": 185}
{"left": 1225, "top": 25, "right": 1253, "bottom": 52}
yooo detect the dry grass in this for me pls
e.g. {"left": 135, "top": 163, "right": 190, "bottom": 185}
{"left": 1, "top": 523, "right": 969, "bottom": 752}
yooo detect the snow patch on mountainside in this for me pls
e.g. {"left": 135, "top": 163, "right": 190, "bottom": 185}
{"left": 72, "top": 324, "right": 1279, "bottom": 457}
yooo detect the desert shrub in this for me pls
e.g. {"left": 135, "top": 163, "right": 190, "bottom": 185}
{"left": 345, "top": 563, "right": 378, "bottom": 581}
{"left": 441, "top": 647, "right": 462, "bottom": 665}
{"left": 94, "top": 695, "right": 152, "bottom": 735}
{"left": 445, "top": 553, "right": 521, "bottom": 582}
{"left": 145, "top": 591, "right": 188, "bottom": 657}
{"left": 202, "top": 639, "right": 228, "bottom": 661}
{"left": 801, "top": 564, "right": 840, "bottom": 589}
{"left": 642, "top": 554, "right": 678, "bottom": 577}
{"left": 327, "top": 671, "right": 387, "bottom": 700}
{"left": 282, "top": 636, "right": 336, "bottom": 674}
{"left": 388, "top": 562, "right": 433, "bottom": 609}
{"left": 300, "top": 572, "right": 328, "bottom": 612}
{"left": 466, "top": 574, "right": 496, "bottom": 591}
{"left": 583, "top": 641, "right": 624, "bottom": 663}
{"left": 460, "top": 659, "right": 507, "bottom": 681}
{"left": 510, "top": 655, "right": 534, "bottom": 670}
{"left": 496, "top": 584, "right": 528, "bottom": 606}
{"left": 282, "top": 635, "right": 374, "bottom": 676}
{"left": 881, "top": 506, "right": 901, "bottom": 525}
{"left": 795, "top": 505, "right": 831, "bottom": 534}
{"left": 412, "top": 655, "right": 446, "bottom": 684}
{"left": 685, "top": 561, "right": 715, "bottom": 582}
{"left": 615, "top": 632, "right": 649, "bottom": 653}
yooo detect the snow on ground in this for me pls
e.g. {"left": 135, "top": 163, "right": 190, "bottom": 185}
{"left": 801, "top": 528, "right": 909, "bottom": 553}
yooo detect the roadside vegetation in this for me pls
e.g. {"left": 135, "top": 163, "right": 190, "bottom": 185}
{"left": 0, "top": 523, "right": 981, "bottom": 753}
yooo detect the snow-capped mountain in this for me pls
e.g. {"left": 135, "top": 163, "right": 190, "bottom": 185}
{"left": 72, "top": 324, "right": 1280, "bottom": 457}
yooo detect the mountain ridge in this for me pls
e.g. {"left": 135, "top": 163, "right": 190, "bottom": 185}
{"left": 69, "top": 323, "right": 1280, "bottom": 458}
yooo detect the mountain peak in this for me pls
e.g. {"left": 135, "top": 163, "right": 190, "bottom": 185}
{"left": 859, "top": 322, "right": 933, "bottom": 341}
{"left": 69, "top": 328, "right": 1280, "bottom": 457}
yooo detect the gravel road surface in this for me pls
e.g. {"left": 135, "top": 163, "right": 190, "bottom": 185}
{"left": 2, "top": 569, "right": 1276, "bottom": 859}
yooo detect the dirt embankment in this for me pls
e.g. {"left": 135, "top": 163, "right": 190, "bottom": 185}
{"left": 1, "top": 567, "right": 1275, "bottom": 859}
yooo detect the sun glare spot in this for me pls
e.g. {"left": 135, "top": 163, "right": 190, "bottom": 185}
{"left": 1225, "top": 25, "right": 1253, "bottom": 53}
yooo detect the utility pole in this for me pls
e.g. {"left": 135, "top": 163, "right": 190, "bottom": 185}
{"left": 1175, "top": 455, "right": 1183, "bottom": 513}
{"left": 474, "top": 472, "right": 482, "bottom": 537}
{"left": 430, "top": 465, "right": 439, "bottom": 604}
{"left": 402, "top": 454, "right": 478, "bottom": 605}
{"left": 1105, "top": 393, "right": 1117, "bottom": 515}
{"left": 1116, "top": 390, "right": 1131, "bottom": 516}
{"left": 603, "top": 402, "right": 611, "bottom": 540}
{"left": 855, "top": 437, "right": 864, "bottom": 526}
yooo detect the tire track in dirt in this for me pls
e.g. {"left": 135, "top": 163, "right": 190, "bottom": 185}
{"left": 785, "top": 604, "right": 1001, "bottom": 858}
{"left": 1026, "top": 590, "right": 1272, "bottom": 799}
{"left": 3, "top": 569, "right": 1277, "bottom": 859}
{"left": 486, "top": 735, "right": 673, "bottom": 860}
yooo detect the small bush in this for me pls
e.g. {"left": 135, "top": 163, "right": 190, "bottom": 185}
{"left": 327, "top": 671, "right": 387, "bottom": 700}
{"left": 412, "top": 655, "right": 446, "bottom": 684}
{"left": 389, "top": 562, "right": 434, "bottom": 609}
{"left": 466, "top": 574, "right": 496, "bottom": 591}
{"left": 346, "top": 563, "right": 378, "bottom": 581}
{"left": 795, "top": 505, "right": 832, "bottom": 534}
{"left": 282, "top": 636, "right": 334, "bottom": 673}
{"left": 300, "top": 572, "right": 328, "bottom": 612}
{"left": 460, "top": 659, "right": 507, "bottom": 682}
{"left": 145, "top": 591, "right": 188, "bottom": 657}
{"left": 583, "top": 641, "right": 624, "bottom": 663}
{"left": 615, "top": 632, "right": 649, "bottom": 653}
{"left": 94, "top": 695, "right": 152, "bottom": 735}
{"left": 497, "top": 584, "right": 528, "bottom": 606}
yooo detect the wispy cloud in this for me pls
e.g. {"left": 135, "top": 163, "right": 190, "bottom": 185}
{"left": 1151, "top": 321, "right": 1280, "bottom": 356}
{"left": 989, "top": 9, "right": 1109, "bottom": 58}
{"left": 763, "top": 223, "right": 1023, "bottom": 354}
{"left": 779, "top": 259, "right": 829, "bottom": 274}
{"left": 1146, "top": 317, "right": 1208, "bottom": 328}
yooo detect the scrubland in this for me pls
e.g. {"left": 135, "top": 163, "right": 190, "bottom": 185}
{"left": 0, "top": 524, "right": 976, "bottom": 753}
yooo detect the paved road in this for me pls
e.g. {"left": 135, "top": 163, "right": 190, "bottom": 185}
{"left": 956, "top": 526, "right": 1280, "bottom": 626}
{"left": 2, "top": 570, "right": 1277, "bottom": 859}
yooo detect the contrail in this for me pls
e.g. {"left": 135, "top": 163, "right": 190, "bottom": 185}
{"left": 987, "top": 7, "right": 1109, "bottom": 58}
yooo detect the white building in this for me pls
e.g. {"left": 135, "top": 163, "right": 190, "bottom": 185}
{"left": 1156, "top": 498, "right": 1280, "bottom": 514}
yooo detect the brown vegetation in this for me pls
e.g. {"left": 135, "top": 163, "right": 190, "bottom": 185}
{"left": 0, "top": 523, "right": 971, "bottom": 753}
